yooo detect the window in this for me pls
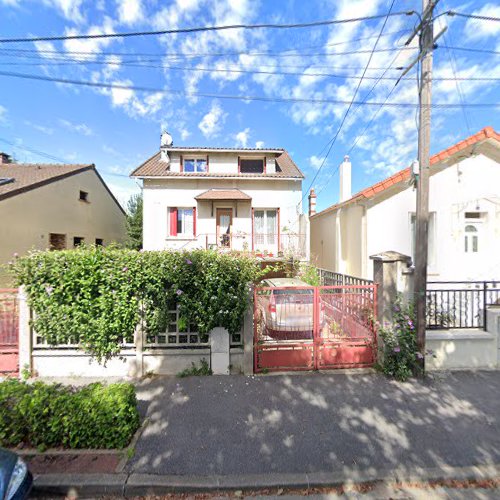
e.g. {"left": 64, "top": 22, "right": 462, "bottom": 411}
{"left": 240, "top": 158, "right": 264, "bottom": 174}
{"left": 95, "top": 238, "right": 104, "bottom": 246}
{"left": 254, "top": 209, "right": 277, "bottom": 246}
{"left": 49, "top": 233, "right": 66, "bottom": 250}
{"left": 465, "top": 225, "right": 478, "bottom": 253}
{"left": 183, "top": 158, "right": 207, "bottom": 173}
{"left": 169, "top": 207, "right": 196, "bottom": 236}
{"left": 79, "top": 190, "right": 89, "bottom": 202}
{"left": 410, "top": 212, "right": 436, "bottom": 267}
{"left": 73, "top": 236, "right": 84, "bottom": 247}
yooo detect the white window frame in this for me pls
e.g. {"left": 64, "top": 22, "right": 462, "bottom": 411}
{"left": 254, "top": 208, "right": 278, "bottom": 247}
{"left": 176, "top": 207, "right": 194, "bottom": 236}
{"left": 183, "top": 157, "right": 207, "bottom": 173}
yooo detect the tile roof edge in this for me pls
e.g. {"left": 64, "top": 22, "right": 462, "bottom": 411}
{"left": 312, "top": 127, "right": 499, "bottom": 218}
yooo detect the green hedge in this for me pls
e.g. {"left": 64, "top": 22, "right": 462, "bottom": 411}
{"left": 11, "top": 248, "right": 262, "bottom": 362}
{"left": 0, "top": 380, "right": 140, "bottom": 449}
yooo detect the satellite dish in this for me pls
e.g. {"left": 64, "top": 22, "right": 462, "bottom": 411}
{"left": 161, "top": 131, "right": 173, "bottom": 147}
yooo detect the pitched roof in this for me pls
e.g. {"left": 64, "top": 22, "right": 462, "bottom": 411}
{"left": 130, "top": 150, "right": 304, "bottom": 179}
{"left": 0, "top": 163, "right": 126, "bottom": 214}
{"left": 195, "top": 189, "right": 252, "bottom": 200}
{"left": 312, "top": 127, "right": 500, "bottom": 219}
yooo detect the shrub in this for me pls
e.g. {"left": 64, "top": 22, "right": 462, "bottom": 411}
{"left": 11, "top": 247, "right": 262, "bottom": 363}
{"left": 177, "top": 358, "right": 212, "bottom": 378}
{"left": 379, "top": 297, "right": 420, "bottom": 381}
{"left": 0, "top": 380, "right": 139, "bottom": 449}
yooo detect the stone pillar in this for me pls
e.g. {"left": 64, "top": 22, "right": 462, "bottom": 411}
{"left": 210, "top": 327, "right": 230, "bottom": 375}
{"left": 133, "top": 319, "right": 144, "bottom": 378}
{"left": 242, "top": 292, "right": 254, "bottom": 375}
{"left": 17, "top": 286, "right": 32, "bottom": 377}
{"left": 370, "top": 251, "right": 414, "bottom": 328}
{"left": 485, "top": 307, "right": 500, "bottom": 368}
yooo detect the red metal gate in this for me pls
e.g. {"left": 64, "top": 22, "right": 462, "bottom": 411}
{"left": 254, "top": 285, "right": 377, "bottom": 373}
{"left": 0, "top": 289, "right": 19, "bottom": 377}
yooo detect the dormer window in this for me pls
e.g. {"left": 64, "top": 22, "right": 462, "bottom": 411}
{"left": 239, "top": 158, "right": 265, "bottom": 174}
{"left": 183, "top": 157, "right": 207, "bottom": 173}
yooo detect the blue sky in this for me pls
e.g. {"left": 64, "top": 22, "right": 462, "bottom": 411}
{"left": 0, "top": 0, "right": 499, "bottom": 212}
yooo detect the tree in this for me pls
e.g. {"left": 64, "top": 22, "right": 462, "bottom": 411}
{"left": 126, "top": 192, "right": 143, "bottom": 250}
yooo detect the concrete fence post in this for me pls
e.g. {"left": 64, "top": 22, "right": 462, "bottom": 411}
{"left": 133, "top": 319, "right": 144, "bottom": 378}
{"left": 242, "top": 291, "right": 255, "bottom": 375}
{"left": 17, "top": 285, "right": 32, "bottom": 377}
{"left": 210, "top": 327, "right": 230, "bottom": 375}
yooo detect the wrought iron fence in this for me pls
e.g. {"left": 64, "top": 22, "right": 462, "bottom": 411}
{"left": 317, "top": 269, "right": 373, "bottom": 287}
{"left": 426, "top": 281, "right": 500, "bottom": 331}
{"left": 0, "top": 289, "right": 18, "bottom": 345}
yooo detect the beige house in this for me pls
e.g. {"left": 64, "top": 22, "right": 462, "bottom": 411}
{"left": 0, "top": 154, "right": 127, "bottom": 285}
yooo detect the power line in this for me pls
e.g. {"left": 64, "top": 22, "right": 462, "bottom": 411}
{"left": 300, "top": 0, "right": 398, "bottom": 206}
{"left": 444, "top": 11, "right": 500, "bottom": 22}
{"left": 0, "top": 11, "right": 416, "bottom": 44}
{"left": 441, "top": 45, "right": 500, "bottom": 55}
{"left": 0, "top": 69, "right": 496, "bottom": 108}
{"left": 0, "top": 28, "right": 412, "bottom": 58}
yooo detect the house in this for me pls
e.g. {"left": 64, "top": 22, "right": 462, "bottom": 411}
{"left": 310, "top": 127, "right": 500, "bottom": 281}
{"left": 131, "top": 133, "right": 307, "bottom": 256}
{"left": 0, "top": 154, "right": 127, "bottom": 285}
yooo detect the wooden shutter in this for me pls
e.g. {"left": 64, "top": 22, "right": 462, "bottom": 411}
{"left": 169, "top": 208, "right": 178, "bottom": 236}
{"left": 193, "top": 207, "right": 197, "bottom": 236}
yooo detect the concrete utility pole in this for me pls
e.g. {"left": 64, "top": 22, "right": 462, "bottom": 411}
{"left": 414, "top": 0, "right": 435, "bottom": 372}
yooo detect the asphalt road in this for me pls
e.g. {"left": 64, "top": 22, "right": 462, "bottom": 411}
{"left": 128, "top": 371, "right": 500, "bottom": 477}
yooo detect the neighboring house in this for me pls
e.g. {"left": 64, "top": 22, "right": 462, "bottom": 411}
{"left": 131, "top": 133, "right": 307, "bottom": 256}
{"left": 0, "top": 154, "right": 127, "bottom": 285}
{"left": 310, "top": 127, "right": 500, "bottom": 281}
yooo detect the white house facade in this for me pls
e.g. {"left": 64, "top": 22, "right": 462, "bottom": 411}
{"left": 131, "top": 138, "right": 307, "bottom": 256}
{"left": 310, "top": 127, "right": 500, "bottom": 281}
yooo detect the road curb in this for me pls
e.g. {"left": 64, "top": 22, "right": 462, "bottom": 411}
{"left": 31, "top": 464, "right": 500, "bottom": 497}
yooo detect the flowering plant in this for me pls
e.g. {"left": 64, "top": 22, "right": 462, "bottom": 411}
{"left": 378, "top": 295, "right": 432, "bottom": 381}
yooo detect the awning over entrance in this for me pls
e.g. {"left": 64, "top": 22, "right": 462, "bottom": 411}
{"left": 195, "top": 189, "right": 252, "bottom": 201}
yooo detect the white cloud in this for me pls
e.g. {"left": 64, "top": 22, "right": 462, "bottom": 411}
{"left": 0, "top": 105, "right": 7, "bottom": 123}
{"left": 116, "top": 0, "right": 143, "bottom": 25}
{"left": 25, "top": 121, "right": 54, "bottom": 135}
{"left": 465, "top": 4, "right": 500, "bottom": 41}
{"left": 235, "top": 127, "right": 250, "bottom": 147}
{"left": 43, "top": 0, "right": 85, "bottom": 23}
{"left": 0, "top": 0, "right": 21, "bottom": 6}
{"left": 34, "top": 41, "right": 58, "bottom": 59}
{"left": 180, "top": 128, "right": 191, "bottom": 141}
{"left": 198, "top": 102, "right": 226, "bottom": 138}
{"left": 59, "top": 119, "right": 93, "bottom": 136}
{"left": 309, "top": 155, "right": 327, "bottom": 170}
{"left": 255, "top": 140, "right": 265, "bottom": 148}
{"left": 63, "top": 17, "right": 115, "bottom": 60}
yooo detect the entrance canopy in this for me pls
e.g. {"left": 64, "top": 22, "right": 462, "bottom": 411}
{"left": 195, "top": 189, "right": 251, "bottom": 201}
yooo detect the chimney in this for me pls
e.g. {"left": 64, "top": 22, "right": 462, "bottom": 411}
{"left": 0, "top": 152, "right": 12, "bottom": 164}
{"left": 308, "top": 188, "right": 317, "bottom": 217}
{"left": 339, "top": 155, "right": 351, "bottom": 203}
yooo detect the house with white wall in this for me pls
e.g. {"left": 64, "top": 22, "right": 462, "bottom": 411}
{"left": 310, "top": 127, "right": 500, "bottom": 281}
{"left": 131, "top": 133, "right": 307, "bottom": 256}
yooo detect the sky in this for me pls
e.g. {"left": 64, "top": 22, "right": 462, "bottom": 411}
{"left": 0, "top": 0, "right": 499, "bottom": 212}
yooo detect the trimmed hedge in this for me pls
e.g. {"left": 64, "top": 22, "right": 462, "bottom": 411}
{"left": 0, "top": 380, "right": 140, "bottom": 449}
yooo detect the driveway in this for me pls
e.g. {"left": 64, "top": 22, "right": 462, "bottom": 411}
{"left": 129, "top": 371, "right": 500, "bottom": 477}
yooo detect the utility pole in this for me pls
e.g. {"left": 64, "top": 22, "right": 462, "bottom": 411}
{"left": 398, "top": 1, "right": 443, "bottom": 374}
{"left": 414, "top": 0, "right": 434, "bottom": 373}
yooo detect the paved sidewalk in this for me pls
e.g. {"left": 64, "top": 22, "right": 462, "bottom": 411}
{"left": 128, "top": 371, "right": 500, "bottom": 477}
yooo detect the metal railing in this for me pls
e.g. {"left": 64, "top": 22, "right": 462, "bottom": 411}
{"left": 317, "top": 269, "right": 374, "bottom": 287}
{"left": 426, "top": 281, "right": 500, "bottom": 331}
{"left": 0, "top": 289, "right": 18, "bottom": 345}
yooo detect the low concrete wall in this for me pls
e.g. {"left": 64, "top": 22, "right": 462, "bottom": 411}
{"left": 426, "top": 329, "right": 498, "bottom": 370}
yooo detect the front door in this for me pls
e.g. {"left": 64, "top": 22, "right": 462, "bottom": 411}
{"left": 217, "top": 209, "right": 232, "bottom": 248}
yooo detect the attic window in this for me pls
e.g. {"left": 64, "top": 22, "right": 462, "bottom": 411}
{"left": 79, "top": 190, "right": 89, "bottom": 202}
{"left": 0, "top": 177, "right": 15, "bottom": 186}
{"left": 464, "top": 212, "right": 481, "bottom": 219}
{"left": 240, "top": 158, "right": 264, "bottom": 174}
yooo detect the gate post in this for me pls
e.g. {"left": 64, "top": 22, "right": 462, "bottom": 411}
{"left": 18, "top": 286, "right": 32, "bottom": 377}
{"left": 370, "top": 251, "right": 414, "bottom": 329}
{"left": 242, "top": 290, "right": 254, "bottom": 375}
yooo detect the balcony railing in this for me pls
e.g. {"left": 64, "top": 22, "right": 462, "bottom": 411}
{"left": 426, "top": 281, "right": 500, "bottom": 331}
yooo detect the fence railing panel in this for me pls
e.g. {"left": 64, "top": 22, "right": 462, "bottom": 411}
{"left": 426, "top": 281, "right": 500, "bottom": 330}
{"left": 0, "top": 289, "right": 18, "bottom": 345}
{"left": 317, "top": 269, "right": 373, "bottom": 287}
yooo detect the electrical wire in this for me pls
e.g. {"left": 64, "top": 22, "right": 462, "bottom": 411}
{"left": 0, "top": 11, "right": 416, "bottom": 44}
{"left": 1, "top": 69, "right": 495, "bottom": 108}
{"left": 299, "top": 0, "right": 399, "bottom": 207}
{"left": 444, "top": 11, "right": 500, "bottom": 22}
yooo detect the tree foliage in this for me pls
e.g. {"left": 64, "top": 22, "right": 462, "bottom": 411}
{"left": 126, "top": 192, "right": 143, "bottom": 250}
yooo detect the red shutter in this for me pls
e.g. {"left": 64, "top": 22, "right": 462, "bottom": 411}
{"left": 206, "top": 155, "right": 209, "bottom": 172}
{"left": 169, "top": 208, "right": 178, "bottom": 236}
{"left": 251, "top": 207, "right": 255, "bottom": 251}
{"left": 238, "top": 156, "right": 241, "bottom": 173}
{"left": 180, "top": 155, "right": 184, "bottom": 172}
{"left": 264, "top": 157, "right": 267, "bottom": 174}
{"left": 277, "top": 207, "right": 280, "bottom": 251}
{"left": 193, "top": 207, "right": 197, "bottom": 236}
